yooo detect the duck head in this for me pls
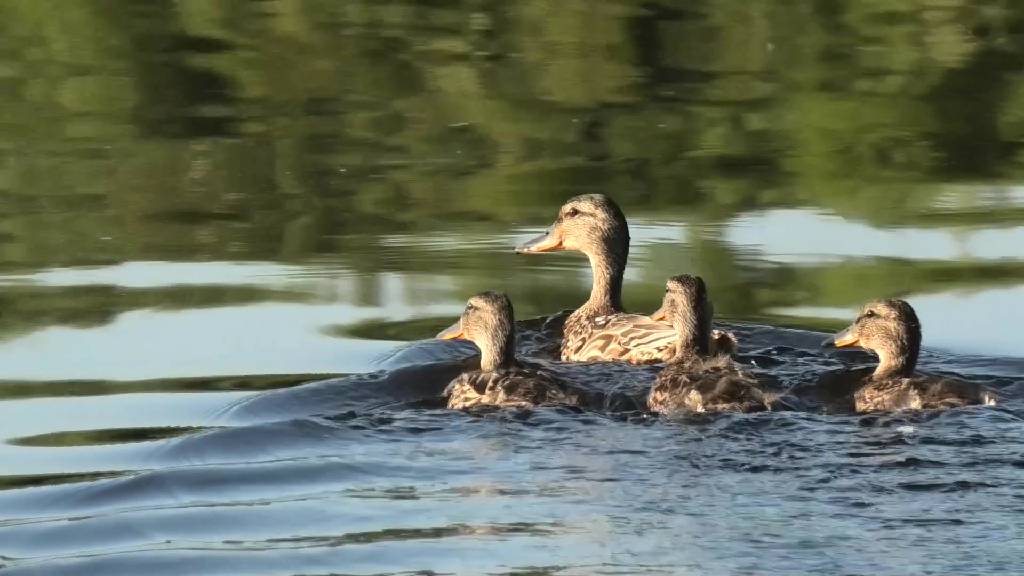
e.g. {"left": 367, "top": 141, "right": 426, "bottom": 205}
{"left": 437, "top": 291, "right": 516, "bottom": 372}
{"left": 650, "top": 274, "right": 713, "bottom": 357}
{"left": 833, "top": 299, "right": 921, "bottom": 379}
{"left": 515, "top": 194, "right": 629, "bottom": 256}
{"left": 515, "top": 194, "right": 629, "bottom": 313}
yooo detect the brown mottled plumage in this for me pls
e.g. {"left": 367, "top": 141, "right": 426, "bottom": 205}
{"left": 516, "top": 194, "right": 735, "bottom": 363}
{"left": 833, "top": 299, "right": 996, "bottom": 412}
{"left": 440, "top": 369, "right": 585, "bottom": 410}
{"left": 437, "top": 292, "right": 587, "bottom": 410}
{"left": 647, "top": 275, "right": 769, "bottom": 414}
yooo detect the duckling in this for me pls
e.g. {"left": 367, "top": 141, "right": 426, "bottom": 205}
{"left": 516, "top": 194, "right": 735, "bottom": 363}
{"left": 437, "top": 291, "right": 589, "bottom": 410}
{"left": 647, "top": 275, "right": 769, "bottom": 414}
{"left": 832, "top": 299, "right": 997, "bottom": 412}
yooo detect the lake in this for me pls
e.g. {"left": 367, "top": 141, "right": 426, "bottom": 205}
{"left": 1, "top": 2, "right": 1023, "bottom": 575}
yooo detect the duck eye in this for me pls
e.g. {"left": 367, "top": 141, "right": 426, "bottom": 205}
{"left": 565, "top": 207, "right": 580, "bottom": 218}
{"left": 863, "top": 310, "right": 876, "bottom": 318}
{"left": 465, "top": 303, "right": 475, "bottom": 311}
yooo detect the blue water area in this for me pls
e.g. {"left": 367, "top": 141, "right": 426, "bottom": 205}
{"left": 2, "top": 320, "right": 1023, "bottom": 575}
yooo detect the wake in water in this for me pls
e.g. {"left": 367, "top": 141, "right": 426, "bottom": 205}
{"left": 223, "top": 312, "right": 1021, "bottom": 425}
{"left": 1, "top": 317, "right": 1021, "bottom": 576}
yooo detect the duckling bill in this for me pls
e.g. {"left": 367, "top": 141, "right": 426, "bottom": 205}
{"left": 831, "top": 299, "right": 996, "bottom": 412}
{"left": 647, "top": 275, "right": 771, "bottom": 414}
{"left": 437, "top": 291, "right": 589, "bottom": 410}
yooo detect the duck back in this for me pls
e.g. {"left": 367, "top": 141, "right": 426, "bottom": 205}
{"left": 649, "top": 356, "right": 768, "bottom": 414}
{"left": 562, "top": 312, "right": 675, "bottom": 363}
{"left": 445, "top": 368, "right": 589, "bottom": 410}
{"left": 854, "top": 375, "right": 997, "bottom": 412}
{"left": 562, "top": 310, "right": 740, "bottom": 364}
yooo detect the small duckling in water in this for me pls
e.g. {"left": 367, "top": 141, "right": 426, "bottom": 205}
{"left": 437, "top": 291, "right": 588, "bottom": 410}
{"left": 647, "top": 275, "right": 770, "bottom": 414}
{"left": 832, "top": 299, "right": 997, "bottom": 412}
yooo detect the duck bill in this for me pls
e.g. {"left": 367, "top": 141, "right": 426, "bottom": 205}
{"left": 832, "top": 326, "right": 860, "bottom": 348}
{"left": 436, "top": 321, "right": 465, "bottom": 340}
{"left": 515, "top": 227, "right": 564, "bottom": 254}
{"left": 649, "top": 304, "right": 669, "bottom": 322}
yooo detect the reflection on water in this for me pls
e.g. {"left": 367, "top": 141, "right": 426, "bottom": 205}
{"left": 2, "top": 1, "right": 1024, "bottom": 574}
{"left": 9, "top": 426, "right": 207, "bottom": 448}
{"left": 727, "top": 208, "right": 1024, "bottom": 262}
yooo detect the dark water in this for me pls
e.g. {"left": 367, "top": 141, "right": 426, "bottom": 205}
{"left": 2, "top": 2, "right": 1024, "bottom": 574}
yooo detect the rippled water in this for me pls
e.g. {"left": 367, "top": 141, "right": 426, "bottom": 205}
{"left": 3, "top": 324, "right": 1023, "bottom": 575}
{"left": 3, "top": 1, "right": 1024, "bottom": 574}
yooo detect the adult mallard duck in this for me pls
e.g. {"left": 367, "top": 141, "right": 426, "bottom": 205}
{"left": 437, "top": 291, "right": 590, "bottom": 410}
{"left": 516, "top": 193, "right": 735, "bottom": 363}
{"left": 647, "top": 275, "right": 769, "bottom": 414}
{"left": 831, "top": 299, "right": 997, "bottom": 412}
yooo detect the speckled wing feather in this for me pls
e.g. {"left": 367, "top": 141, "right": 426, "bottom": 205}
{"left": 562, "top": 313, "right": 677, "bottom": 364}
{"left": 648, "top": 356, "right": 768, "bottom": 414}
{"left": 647, "top": 367, "right": 703, "bottom": 413}
{"left": 562, "top": 313, "right": 740, "bottom": 364}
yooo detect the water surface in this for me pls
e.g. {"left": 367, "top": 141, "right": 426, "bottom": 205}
{"left": 1, "top": 2, "right": 1023, "bottom": 574}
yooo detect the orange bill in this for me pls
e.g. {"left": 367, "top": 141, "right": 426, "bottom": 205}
{"left": 436, "top": 321, "right": 465, "bottom": 340}
{"left": 649, "top": 304, "right": 669, "bottom": 322}
{"left": 832, "top": 326, "right": 860, "bottom": 348}
{"left": 515, "top": 228, "right": 564, "bottom": 253}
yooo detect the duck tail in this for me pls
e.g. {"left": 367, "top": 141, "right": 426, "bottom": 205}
{"left": 983, "top": 390, "right": 997, "bottom": 406}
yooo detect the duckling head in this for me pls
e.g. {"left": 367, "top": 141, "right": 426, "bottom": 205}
{"left": 650, "top": 274, "right": 713, "bottom": 357}
{"left": 833, "top": 299, "right": 921, "bottom": 378}
{"left": 437, "top": 291, "right": 516, "bottom": 372}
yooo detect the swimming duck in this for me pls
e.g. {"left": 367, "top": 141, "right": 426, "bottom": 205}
{"left": 516, "top": 194, "right": 735, "bottom": 363}
{"left": 647, "top": 275, "right": 769, "bottom": 414}
{"left": 831, "top": 299, "right": 997, "bottom": 412}
{"left": 437, "top": 291, "right": 589, "bottom": 410}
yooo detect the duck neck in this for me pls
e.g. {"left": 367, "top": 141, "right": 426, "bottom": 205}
{"left": 670, "top": 305, "right": 711, "bottom": 361}
{"left": 478, "top": 331, "right": 516, "bottom": 372}
{"left": 872, "top": 345, "right": 917, "bottom": 380}
{"left": 582, "top": 248, "right": 626, "bottom": 316}
{"left": 673, "top": 331, "right": 710, "bottom": 361}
